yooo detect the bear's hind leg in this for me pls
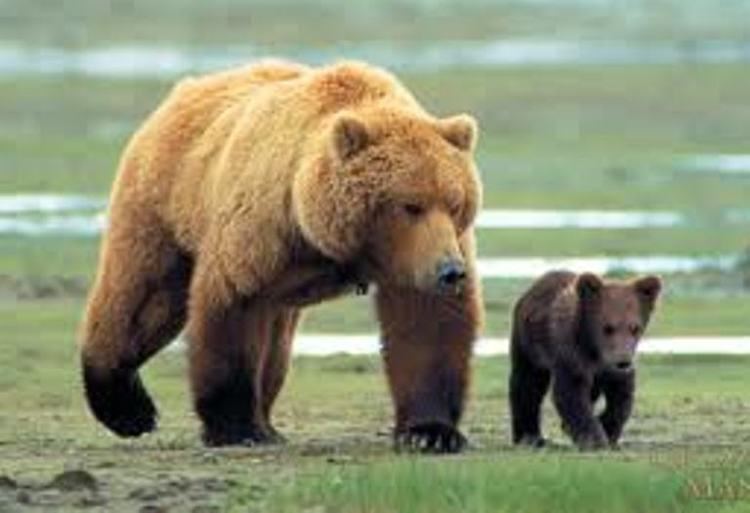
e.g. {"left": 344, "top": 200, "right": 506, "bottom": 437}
{"left": 81, "top": 228, "right": 192, "bottom": 438}
{"left": 188, "top": 296, "right": 265, "bottom": 447}
{"left": 509, "top": 346, "right": 551, "bottom": 448}
{"left": 257, "top": 308, "right": 300, "bottom": 443}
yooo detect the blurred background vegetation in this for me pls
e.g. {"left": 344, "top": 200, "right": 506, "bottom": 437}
{"left": 1, "top": 0, "right": 748, "bottom": 336}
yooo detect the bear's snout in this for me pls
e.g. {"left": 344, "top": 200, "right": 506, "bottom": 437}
{"left": 435, "top": 259, "right": 467, "bottom": 293}
{"left": 613, "top": 359, "right": 634, "bottom": 372}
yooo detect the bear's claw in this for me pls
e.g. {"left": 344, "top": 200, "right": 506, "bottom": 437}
{"left": 394, "top": 422, "right": 467, "bottom": 454}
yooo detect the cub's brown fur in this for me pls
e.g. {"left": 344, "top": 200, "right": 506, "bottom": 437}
{"left": 79, "top": 60, "right": 483, "bottom": 452}
{"left": 509, "top": 271, "right": 661, "bottom": 450}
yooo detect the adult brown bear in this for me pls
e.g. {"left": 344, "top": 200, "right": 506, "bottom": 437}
{"left": 79, "top": 60, "right": 483, "bottom": 453}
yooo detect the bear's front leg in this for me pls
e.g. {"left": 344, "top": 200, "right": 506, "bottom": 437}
{"left": 552, "top": 365, "right": 608, "bottom": 450}
{"left": 376, "top": 284, "right": 479, "bottom": 454}
{"left": 597, "top": 370, "right": 635, "bottom": 448}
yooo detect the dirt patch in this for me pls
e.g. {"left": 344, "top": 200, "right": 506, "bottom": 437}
{"left": 0, "top": 469, "right": 237, "bottom": 512}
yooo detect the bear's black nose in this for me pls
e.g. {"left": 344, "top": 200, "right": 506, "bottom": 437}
{"left": 436, "top": 260, "right": 467, "bottom": 291}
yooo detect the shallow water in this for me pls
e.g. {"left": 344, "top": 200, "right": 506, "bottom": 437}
{"left": 2, "top": 39, "right": 750, "bottom": 77}
{"left": 0, "top": 209, "right": 691, "bottom": 234}
{"left": 477, "top": 255, "right": 736, "bottom": 278}
{"left": 0, "top": 215, "right": 106, "bottom": 237}
{"left": 476, "top": 209, "right": 684, "bottom": 229}
{"left": 168, "top": 334, "right": 750, "bottom": 356}
{"left": 0, "top": 194, "right": 724, "bottom": 232}
{"left": 682, "top": 154, "right": 750, "bottom": 175}
{"left": 0, "top": 194, "right": 105, "bottom": 214}
{"left": 0, "top": 195, "right": 739, "bottom": 275}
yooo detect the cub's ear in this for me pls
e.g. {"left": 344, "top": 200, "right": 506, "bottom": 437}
{"left": 331, "top": 114, "right": 370, "bottom": 160}
{"left": 633, "top": 275, "right": 662, "bottom": 303}
{"left": 438, "top": 114, "right": 478, "bottom": 152}
{"left": 577, "top": 272, "right": 604, "bottom": 299}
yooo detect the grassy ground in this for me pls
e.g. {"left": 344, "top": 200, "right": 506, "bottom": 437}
{"left": 2, "top": 300, "right": 750, "bottom": 512}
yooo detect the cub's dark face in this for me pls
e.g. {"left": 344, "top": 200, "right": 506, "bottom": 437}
{"left": 577, "top": 273, "right": 662, "bottom": 372}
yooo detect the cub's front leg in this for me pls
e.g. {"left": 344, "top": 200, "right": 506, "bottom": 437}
{"left": 597, "top": 370, "right": 635, "bottom": 447}
{"left": 552, "top": 365, "right": 607, "bottom": 450}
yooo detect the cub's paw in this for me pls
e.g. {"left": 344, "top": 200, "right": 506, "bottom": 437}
{"left": 394, "top": 422, "right": 467, "bottom": 454}
{"left": 515, "top": 435, "right": 547, "bottom": 449}
{"left": 574, "top": 434, "right": 609, "bottom": 452}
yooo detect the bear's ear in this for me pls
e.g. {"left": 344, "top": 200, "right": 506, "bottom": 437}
{"left": 577, "top": 272, "right": 604, "bottom": 299}
{"left": 633, "top": 275, "right": 662, "bottom": 304}
{"left": 438, "top": 114, "right": 478, "bottom": 152}
{"left": 332, "top": 115, "right": 370, "bottom": 160}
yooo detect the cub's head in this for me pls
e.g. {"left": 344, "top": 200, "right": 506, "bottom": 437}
{"left": 294, "top": 108, "right": 481, "bottom": 294}
{"left": 576, "top": 273, "right": 662, "bottom": 372}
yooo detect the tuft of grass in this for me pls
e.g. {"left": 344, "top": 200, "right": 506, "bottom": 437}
{"left": 238, "top": 455, "right": 722, "bottom": 513}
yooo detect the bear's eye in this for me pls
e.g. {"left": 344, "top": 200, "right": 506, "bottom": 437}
{"left": 403, "top": 203, "right": 425, "bottom": 218}
{"left": 603, "top": 324, "right": 616, "bottom": 336}
{"left": 630, "top": 325, "right": 641, "bottom": 336}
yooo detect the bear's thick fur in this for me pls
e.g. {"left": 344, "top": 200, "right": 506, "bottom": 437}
{"left": 509, "top": 271, "right": 661, "bottom": 450}
{"left": 80, "top": 60, "right": 483, "bottom": 452}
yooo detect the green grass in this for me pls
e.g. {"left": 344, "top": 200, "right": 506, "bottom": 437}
{"left": 249, "top": 456, "right": 730, "bottom": 513}
{"left": 2, "top": 298, "right": 750, "bottom": 511}
{"left": 0, "top": 237, "right": 99, "bottom": 280}
{"left": 477, "top": 227, "right": 749, "bottom": 257}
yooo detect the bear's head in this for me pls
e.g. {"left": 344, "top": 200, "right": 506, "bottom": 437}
{"left": 294, "top": 107, "right": 481, "bottom": 294}
{"left": 576, "top": 273, "right": 662, "bottom": 372}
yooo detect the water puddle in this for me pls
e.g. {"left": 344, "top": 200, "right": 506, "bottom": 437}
{"left": 0, "top": 194, "right": 105, "bottom": 214}
{"left": 477, "top": 255, "right": 736, "bottom": 278}
{"left": 681, "top": 154, "right": 750, "bottom": 175}
{"left": 0, "top": 210, "right": 703, "bottom": 236}
{"left": 0, "top": 215, "right": 106, "bottom": 236}
{"left": 476, "top": 209, "right": 684, "bottom": 229}
{"left": 168, "top": 335, "right": 750, "bottom": 356}
{"left": 2, "top": 39, "right": 750, "bottom": 77}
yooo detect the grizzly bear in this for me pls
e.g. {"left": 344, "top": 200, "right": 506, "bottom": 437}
{"left": 509, "top": 271, "right": 661, "bottom": 450}
{"left": 79, "top": 60, "right": 483, "bottom": 453}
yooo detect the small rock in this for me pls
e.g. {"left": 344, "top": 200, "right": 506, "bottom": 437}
{"left": 49, "top": 470, "right": 98, "bottom": 492}
{"left": 76, "top": 494, "right": 107, "bottom": 507}
{"left": 129, "top": 487, "right": 163, "bottom": 502}
{"left": 192, "top": 505, "right": 220, "bottom": 513}
{"left": 36, "top": 489, "right": 63, "bottom": 506}
{"left": 16, "top": 490, "right": 31, "bottom": 504}
{"left": 140, "top": 505, "right": 169, "bottom": 513}
{"left": 0, "top": 476, "right": 17, "bottom": 489}
{"left": 200, "top": 478, "right": 230, "bottom": 493}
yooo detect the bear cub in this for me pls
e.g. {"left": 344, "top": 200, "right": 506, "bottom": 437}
{"left": 509, "top": 270, "right": 662, "bottom": 450}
